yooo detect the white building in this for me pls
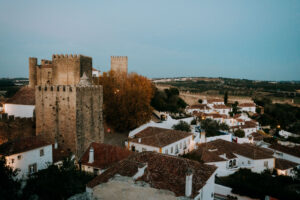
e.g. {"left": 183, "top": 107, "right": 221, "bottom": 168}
{"left": 86, "top": 152, "right": 217, "bottom": 200}
{"left": 127, "top": 127, "right": 194, "bottom": 156}
{"left": 189, "top": 139, "right": 275, "bottom": 176}
{"left": 239, "top": 103, "right": 256, "bottom": 113}
{"left": 80, "top": 143, "right": 132, "bottom": 175}
{"left": 3, "top": 87, "right": 35, "bottom": 118}
{"left": 186, "top": 104, "right": 212, "bottom": 114}
{"left": 213, "top": 104, "right": 231, "bottom": 116}
{"left": 268, "top": 143, "right": 300, "bottom": 164}
{"left": 0, "top": 136, "right": 52, "bottom": 179}
{"left": 92, "top": 68, "right": 101, "bottom": 77}
{"left": 278, "top": 130, "right": 300, "bottom": 139}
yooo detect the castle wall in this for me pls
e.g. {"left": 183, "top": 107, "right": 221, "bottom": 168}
{"left": 29, "top": 57, "right": 37, "bottom": 88}
{"left": 37, "top": 65, "right": 53, "bottom": 85}
{"left": 52, "top": 54, "right": 92, "bottom": 85}
{"left": 111, "top": 56, "right": 128, "bottom": 74}
{"left": 35, "top": 85, "right": 77, "bottom": 153}
{"left": 75, "top": 85, "right": 104, "bottom": 157}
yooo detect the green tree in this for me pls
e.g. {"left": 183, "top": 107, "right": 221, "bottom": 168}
{"left": 0, "top": 156, "right": 21, "bottom": 200}
{"left": 172, "top": 121, "right": 191, "bottom": 132}
{"left": 234, "top": 129, "right": 245, "bottom": 138}
{"left": 224, "top": 91, "right": 228, "bottom": 105}
{"left": 219, "top": 123, "right": 229, "bottom": 131}
{"left": 22, "top": 156, "right": 94, "bottom": 200}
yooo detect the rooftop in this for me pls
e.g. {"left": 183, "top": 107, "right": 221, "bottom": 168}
{"left": 5, "top": 87, "right": 35, "bottom": 105}
{"left": 207, "top": 99, "right": 223, "bottom": 103}
{"left": 269, "top": 143, "right": 300, "bottom": 158}
{"left": 275, "top": 158, "right": 298, "bottom": 170}
{"left": 213, "top": 104, "right": 231, "bottom": 109}
{"left": 87, "top": 151, "right": 217, "bottom": 198}
{"left": 192, "top": 139, "right": 274, "bottom": 163}
{"left": 189, "top": 104, "right": 210, "bottom": 110}
{"left": 129, "top": 127, "right": 193, "bottom": 148}
{"left": 81, "top": 143, "right": 132, "bottom": 169}
{"left": 0, "top": 136, "right": 52, "bottom": 156}
{"left": 239, "top": 103, "right": 256, "bottom": 107}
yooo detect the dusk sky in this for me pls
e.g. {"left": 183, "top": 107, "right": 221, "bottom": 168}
{"left": 0, "top": 0, "right": 299, "bottom": 81}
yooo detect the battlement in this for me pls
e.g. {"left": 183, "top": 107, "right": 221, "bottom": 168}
{"left": 111, "top": 56, "right": 128, "bottom": 61}
{"left": 52, "top": 54, "right": 92, "bottom": 60}
{"left": 36, "top": 85, "right": 102, "bottom": 92}
{"left": 41, "top": 59, "right": 52, "bottom": 65}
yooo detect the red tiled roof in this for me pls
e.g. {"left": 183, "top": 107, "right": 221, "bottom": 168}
{"left": 189, "top": 104, "right": 210, "bottom": 110}
{"left": 248, "top": 132, "right": 264, "bottom": 141}
{"left": 269, "top": 143, "right": 300, "bottom": 158}
{"left": 213, "top": 105, "right": 231, "bottom": 109}
{"left": 87, "top": 152, "right": 217, "bottom": 198}
{"left": 239, "top": 103, "right": 256, "bottom": 107}
{"left": 0, "top": 136, "right": 51, "bottom": 156}
{"left": 129, "top": 127, "right": 193, "bottom": 148}
{"left": 81, "top": 143, "right": 132, "bottom": 169}
{"left": 193, "top": 139, "right": 273, "bottom": 162}
{"left": 205, "top": 113, "right": 227, "bottom": 119}
{"left": 5, "top": 87, "right": 35, "bottom": 105}
{"left": 275, "top": 158, "right": 298, "bottom": 170}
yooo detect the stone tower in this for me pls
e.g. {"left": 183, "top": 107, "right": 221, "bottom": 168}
{"left": 28, "top": 54, "right": 92, "bottom": 87}
{"left": 29, "top": 57, "right": 38, "bottom": 88}
{"left": 111, "top": 56, "right": 128, "bottom": 74}
{"left": 34, "top": 54, "right": 104, "bottom": 158}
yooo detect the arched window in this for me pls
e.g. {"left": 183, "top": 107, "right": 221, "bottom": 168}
{"left": 229, "top": 160, "right": 233, "bottom": 168}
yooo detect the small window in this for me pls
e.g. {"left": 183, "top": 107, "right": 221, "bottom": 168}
{"left": 171, "top": 147, "right": 173, "bottom": 153}
{"left": 40, "top": 149, "right": 44, "bottom": 157}
{"left": 17, "top": 155, "right": 22, "bottom": 160}
{"left": 165, "top": 149, "right": 168, "bottom": 154}
{"left": 93, "top": 168, "right": 99, "bottom": 175}
{"left": 180, "top": 142, "right": 182, "bottom": 149}
{"left": 28, "top": 163, "right": 37, "bottom": 174}
{"left": 248, "top": 160, "right": 251, "bottom": 165}
{"left": 264, "top": 161, "right": 269, "bottom": 168}
{"left": 11, "top": 159, "right": 15, "bottom": 164}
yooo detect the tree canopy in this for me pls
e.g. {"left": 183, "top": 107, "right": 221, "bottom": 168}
{"left": 201, "top": 119, "right": 228, "bottom": 137}
{"left": 99, "top": 71, "right": 154, "bottom": 132}
{"left": 234, "top": 129, "right": 245, "bottom": 138}
{"left": 151, "top": 87, "right": 187, "bottom": 113}
{"left": 172, "top": 120, "right": 191, "bottom": 132}
{"left": 0, "top": 156, "right": 20, "bottom": 200}
{"left": 22, "top": 157, "right": 94, "bottom": 200}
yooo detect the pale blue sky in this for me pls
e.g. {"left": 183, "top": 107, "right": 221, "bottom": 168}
{"left": 0, "top": 0, "right": 299, "bottom": 80}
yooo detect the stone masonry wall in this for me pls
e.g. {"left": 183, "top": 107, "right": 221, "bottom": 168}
{"left": 111, "top": 56, "right": 128, "bottom": 74}
{"left": 76, "top": 85, "right": 104, "bottom": 158}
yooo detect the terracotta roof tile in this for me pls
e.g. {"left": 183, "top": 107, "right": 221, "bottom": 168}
{"left": 213, "top": 105, "right": 231, "bottom": 109}
{"left": 0, "top": 136, "right": 51, "bottom": 156}
{"left": 81, "top": 143, "right": 132, "bottom": 169}
{"left": 5, "top": 87, "right": 35, "bottom": 105}
{"left": 193, "top": 139, "right": 273, "bottom": 162}
{"left": 189, "top": 104, "right": 210, "bottom": 110}
{"left": 275, "top": 158, "right": 299, "bottom": 170}
{"left": 239, "top": 103, "right": 256, "bottom": 107}
{"left": 87, "top": 152, "right": 217, "bottom": 198}
{"left": 129, "top": 127, "right": 193, "bottom": 148}
{"left": 269, "top": 143, "right": 300, "bottom": 158}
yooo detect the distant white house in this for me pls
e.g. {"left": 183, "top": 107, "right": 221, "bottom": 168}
{"left": 278, "top": 130, "right": 300, "bottom": 139}
{"left": 192, "top": 139, "right": 275, "bottom": 176}
{"left": 3, "top": 87, "right": 35, "bottom": 118}
{"left": 92, "top": 68, "right": 101, "bottom": 77}
{"left": 86, "top": 152, "right": 217, "bottom": 200}
{"left": 213, "top": 104, "right": 231, "bottom": 116}
{"left": 126, "top": 127, "right": 194, "bottom": 156}
{"left": 0, "top": 136, "right": 52, "bottom": 179}
{"left": 239, "top": 103, "right": 256, "bottom": 113}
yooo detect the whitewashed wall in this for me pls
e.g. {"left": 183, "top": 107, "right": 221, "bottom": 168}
{"left": 194, "top": 171, "right": 215, "bottom": 200}
{"left": 4, "top": 104, "right": 35, "bottom": 118}
{"left": 272, "top": 150, "right": 300, "bottom": 164}
{"left": 6, "top": 144, "right": 52, "bottom": 179}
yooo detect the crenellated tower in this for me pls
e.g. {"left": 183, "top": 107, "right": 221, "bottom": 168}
{"left": 111, "top": 56, "right": 128, "bottom": 74}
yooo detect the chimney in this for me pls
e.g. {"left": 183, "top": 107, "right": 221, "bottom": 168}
{"left": 185, "top": 168, "right": 193, "bottom": 197}
{"left": 54, "top": 139, "right": 58, "bottom": 149}
{"left": 138, "top": 138, "right": 141, "bottom": 143}
{"left": 88, "top": 146, "right": 94, "bottom": 163}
